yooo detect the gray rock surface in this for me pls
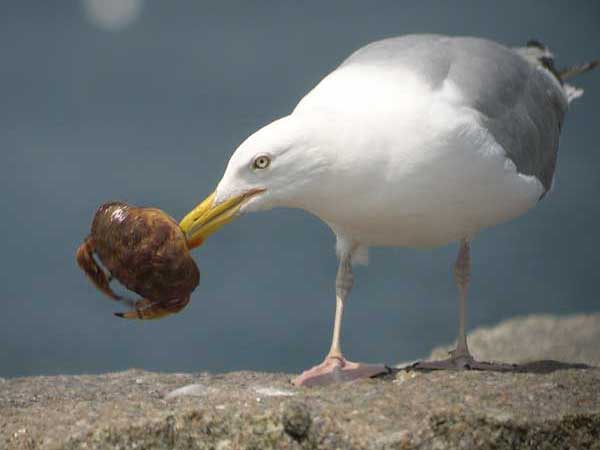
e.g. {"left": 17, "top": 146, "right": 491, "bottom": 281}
{"left": 1, "top": 314, "right": 599, "bottom": 450}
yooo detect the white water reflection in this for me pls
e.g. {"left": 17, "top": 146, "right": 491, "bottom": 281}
{"left": 82, "top": 0, "right": 144, "bottom": 31}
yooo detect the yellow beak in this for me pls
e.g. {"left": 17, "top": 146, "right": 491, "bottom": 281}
{"left": 179, "top": 188, "right": 264, "bottom": 249}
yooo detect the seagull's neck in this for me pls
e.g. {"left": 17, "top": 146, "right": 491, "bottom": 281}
{"left": 263, "top": 113, "right": 355, "bottom": 213}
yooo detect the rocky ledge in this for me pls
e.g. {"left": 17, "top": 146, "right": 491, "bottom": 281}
{"left": 1, "top": 314, "right": 599, "bottom": 450}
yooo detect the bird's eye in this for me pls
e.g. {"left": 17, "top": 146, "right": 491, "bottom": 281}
{"left": 252, "top": 155, "right": 271, "bottom": 170}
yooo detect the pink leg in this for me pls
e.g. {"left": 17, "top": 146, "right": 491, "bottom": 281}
{"left": 413, "top": 239, "right": 515, "bottom": 371}
{"left": 292, "top": 257, "right": 387, "bottom": 387}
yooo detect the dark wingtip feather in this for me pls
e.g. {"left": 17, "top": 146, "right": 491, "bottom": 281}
{"left": 523, "top": 39, "right": 562, "bottom": 84}
{"left": 526, "top": 39, "right": 546, "bottom": 50}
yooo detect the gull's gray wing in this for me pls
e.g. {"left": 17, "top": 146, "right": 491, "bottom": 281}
{"left": 341, "top": 35, "right": 570, "bottom": 193}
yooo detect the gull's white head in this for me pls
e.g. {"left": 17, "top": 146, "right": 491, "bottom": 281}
{"left": 180, "top": 114, "right": 330, "bottom": 248}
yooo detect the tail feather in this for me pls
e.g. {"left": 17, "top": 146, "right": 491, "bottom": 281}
{"left": 564, "top": 84, "right": 584, "bottom": 103}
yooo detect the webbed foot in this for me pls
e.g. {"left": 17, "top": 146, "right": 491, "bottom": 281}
{"left": 292, "top": 356, "right": 388, "bottom": 387}
{"left": 411, "top": 350, "right": 516, "bottom": 372}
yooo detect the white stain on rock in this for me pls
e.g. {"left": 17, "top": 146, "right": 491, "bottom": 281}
{"left": 165, "top": 384, "right": 208, "bottom": 399}
{"left": 254, "top": 387, "right": 295, "bottom": 397}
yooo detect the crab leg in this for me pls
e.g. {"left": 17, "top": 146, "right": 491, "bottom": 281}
{"left": 76, "top": 238, "right": 122, "bottom": 301}
{"left": 114, "top": 296, "right": 191, "bottom": 320}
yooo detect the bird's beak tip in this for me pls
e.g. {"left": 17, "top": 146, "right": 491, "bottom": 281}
{"left": 179, "top": 188, "right": 265, "bottom": 250}
{"left": 179, "top": 191, "right": 217, "bottom": 249}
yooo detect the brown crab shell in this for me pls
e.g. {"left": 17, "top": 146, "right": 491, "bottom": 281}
{"left": 78, "top": 202, "right": 199, "bottom": 319}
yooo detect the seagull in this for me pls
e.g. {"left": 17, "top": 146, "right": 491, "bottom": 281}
{"left": 179, "top": 35, "right": 598, "bottom": 387}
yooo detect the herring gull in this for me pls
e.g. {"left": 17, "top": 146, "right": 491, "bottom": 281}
{"left": 179, "top": 35, "right": 599, "bottom": 386}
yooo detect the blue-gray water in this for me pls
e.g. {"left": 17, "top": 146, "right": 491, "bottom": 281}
{"left": 1, "top": 1, "right": 599, "bottom": 378}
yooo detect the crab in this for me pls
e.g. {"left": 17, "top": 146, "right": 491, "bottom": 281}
{"left": 76, "top": 202, "right": 199, "bottom": 319}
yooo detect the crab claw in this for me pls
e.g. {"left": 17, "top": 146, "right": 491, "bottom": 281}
{"left": 114, "top": 295, "right": 191, "bottom": 320}
{"left": 76, "top": 237, "right": 122, "bottom": 301}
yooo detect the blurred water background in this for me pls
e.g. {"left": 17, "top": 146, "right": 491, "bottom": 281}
{"left": 1, "top": 1, "right": 599, "bottom": 377}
